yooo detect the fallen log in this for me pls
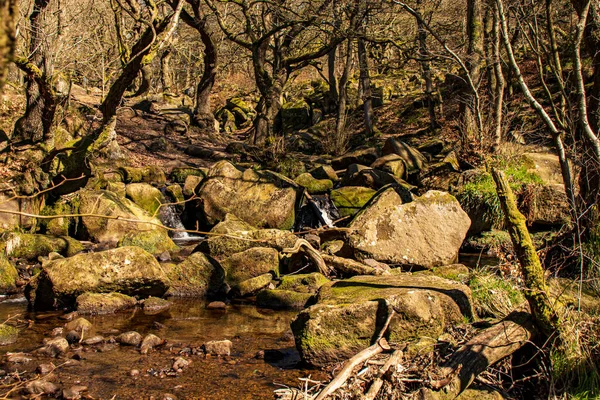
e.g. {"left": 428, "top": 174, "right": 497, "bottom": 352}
{"left": 282, "top": 239, "right": 333, "bottom": 276}
{"left": 426, "top": 308, "right": 535, "bottom": 399}
{"left": 364, "top": 349, "right": 403, "bottom": 400}
{"left": 322, "top": 254, "right": 383, "bottom": 277}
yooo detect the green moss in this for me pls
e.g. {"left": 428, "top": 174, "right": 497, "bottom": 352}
{"left": 278, "top": 273, "right": 329, "bottom": 293}
{"left": 257, "top": 289, "right": 314, "bottom": 309}
{"left": 4, "top": 233, "right": 83, "bottom": 260}
{"left": 0, "top": 324, "right": 19, "bottom": 346}
{"left": 330, "top": 187, "right": 377, "bottom": 218}
{"left": 119, "top": 166, "right": 166, "bottom": 185}
{"left": 163, "top": 252, "right": 225, "bottom": 297}
{"left": 125, "top": 183, "right": 164, "bottom": 216}
{"left": 117, "top": 230, "right": 178, "bottom": 256}
{"left": 294, "top": 173, "right": 333, "bottom": 194}
{"left": 237, "top": 273, "right": 273, "bottom": 296}
{"left": 76, "top": 292, "right": 137, "bottom": 314}
{"left": 0, "top": 256, "right": 18, "bottom": 294}
{"left": 468, "top": 271, "right": 525, "bottom": 318}
{"left": 169, "top": 168, "right": 206, "bottom": 184}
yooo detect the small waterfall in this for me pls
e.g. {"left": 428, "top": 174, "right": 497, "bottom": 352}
{"left": 159, "top": 205, "right": 190, "bottom": 239}
{"left": 295, "top": 194, "right": 340, "bottom": 231}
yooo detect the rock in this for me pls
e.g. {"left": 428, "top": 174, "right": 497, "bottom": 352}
{"left": 217, "top": 108, "right": 237, "bottom": 133}
{"left": 196, "top": 161, "right": 298, "bottom": 229}
{"left": 51, "top": 327, "right": 64, "bottom": 336}
{"left": 165, "top": 184, "right": 185, "bottom": 206}
{"left": 140, "top": 334, "right": 164, "bottom": 354}
{"left": 183, "top": 174, "right": 204, "bottom": 197}
{"left": 236, "top": 273, "right": 273, "bottom": 297}
{"left": 331, "top": 148, "right": 379, "bottom": 170}
{"left": 82, "top": 336, "right": 105, "bottom": 345}
{"left": 25, "top": 379, "right": 60, "bottom": 395}
{"left": 417, "top": 139, "right": 445, "bottom": 156}
{"left": 64, "top": 318, "right": 93, "bottom": 334}
{"left": 125, "top": 183, "right": 165, "bottom": 215}
{"left": 37, "top": 363, "right": 54, "bottom": 375}
{"left": 65, "top": 330, "right": 81, "bottom": 344}
{"left": 0, "top": 193, "right": 41, "bottom": 231}
{"left": 172, "top": 356, "right": 191, "bottom": 370}
{"left": 78, "top": 189, "right": 173, "bottom": 246}
{"left": 281, "top": 99, "right": 311, "bottom": 131}
{"left": 370, "top": 154, "right": 407, "bottom": 179}
{"left": 294, "top": 173, "right": 333, "bottom": 194}
{"left": 277, "top": 273, "right": 329, "bottom": 293}
{"left": 3, "top": 233, "right": 83, "bottom": 260}
{"left": 0, "top": 324, "right": 18, "bottom": 346}
{"left": 142, "top": 297, "right": 172, "bottom": 313}
{"left": 381, "top": 138, "right": 427, "bottom": 174}
{"left": 0, "top": 256, "right": 18, "bottom": 294}
{"left": 525, "top": 184, "right": 570, "bottom": 226}
{"left": 309, "top": 165, "right": 339, "bottom": 181}
{"left": 291, "top": 273, "right": 474, "bottom": 367}
{"left": 200, "top": 214, "right": 297, "bottom": 259}
{"left": 118, "top": 230, "right": 178, "bottom": 256}
{"left": 62, "top": 385, "right": 88, "bottom": 400}
{"left": 321, "top": 240, "right": 346, "bottom": 256}
{"left": 26, "top": 246, "right": 170, "bottom": 310}
{"left": 6, "top": 352, "right": 32, "bottom": 363}
{"left": 522, "top": 152, "right": 565, "bottom": 185}
{"left": 42, "top": 337, "right": 69, "bottom": 357}
{"left": 76, "top": 292, "right": 137, "bottom": 314}
{"left": 106, "top": 181, "right": 127, "bottom": 198}
{"left": 40, "top": 198, "right": 77, "bottom": 236}
{"left": 203, "top": 340, "right": 232, "bottom": 356}
{"left": 206, "top": 301, "right": 227, "bottom": 310}
{"left": 170, "top": 168, "right": 206, "bottom": 184}
{"left": 330, "top": 187, "right": 377, "bottom": 218}
{"left": 321, "top": 254, "right": 381, "bottom": 277}
{"left": 342, "top": 166, "right": 415, "bottom": 192}
{"left": 117, "top": 331, "right": 142, "bottom": 346}
{"left": 348, "top": 189, "right": 471, "bottom": 268}
{"left": 256, "top": 290, "right": 314, "bottom": 310}
{"left": 163, "top": 252, "right": 225, "bottom": 297}
{"left": 119, "top": 166, "right": 166, "bottom": 185}
{"left": 221, "top": 247, "right": 279, "bottom": 288}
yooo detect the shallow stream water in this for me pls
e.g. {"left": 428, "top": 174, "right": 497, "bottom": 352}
{"left": 0, "top": 298, "right": 323, "bottom": 399}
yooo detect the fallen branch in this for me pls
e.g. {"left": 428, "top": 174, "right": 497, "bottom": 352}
{"left": 282, "top": 239, "right": 333, "bottom": 276}
{"left": 364, "top": 350, "right": 403, "bottom": 400}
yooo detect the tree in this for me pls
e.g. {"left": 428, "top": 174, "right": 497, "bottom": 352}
{"left": 0, "top": 0, "right": 17, "bottom": 93}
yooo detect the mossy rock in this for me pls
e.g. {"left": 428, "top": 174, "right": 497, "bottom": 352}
{"left": 428, "top": 264, "right": 470, "bottom": 283}
{"left": 221, "top": 247, "right": 279, "bottom": 288}
{"left": 331, "top": 148, "right": 379, "bottom": 170}
{"left": 125, "top": 183, "right": 165, "bottom": 216}
{"left": 40, "top": 199, "right": 77, "bottom": 236}
{"left": 183, "top": 175, "right": 204, "bottom": 197}
{"left": 257, "top": 289, "right": 314, "bottom": 310}
{"left": 163, "top": 252, "right": 225, "bottom": 297}
{"left": 0, "top": 324, "right": 18, "bottom": 346}
{"left": 76, "top": 292, "right": 137, "bottom": 315}
{"left": 309, "top": 165, "right": 338, "bottom": 181}
{"left": 381, "top": 138, "right": 427, "bottom": 174}
{"left": 226, "top": 97, "right": 253, "bottom": 115}
{"left": 291, "top": 273, "right": 474, "bottom": 367}
{"left": 370, "top": 154, "right": 407, "bottom": 180}
{"left": 106, "top": 182, "right": 126, "bottom": 198}
{"left": 237, "top": 273, "right": 273, "bottom": 297}
{"left": 330, "top": 186, "right": 377, "bottom": 218}
{"left": 281, "top": 99, "right": 311, "bottom": 132}
{"left": 277, "top": 273, "right": 329, "bottom": 293}
{"left": 165, "top": 184, "right": 185, "bottom": 204}
{"left": 216, "top": 108, "right": 237, "bottom": 133}
{"left": 3, "top": 233, "right": 84, "bottom": 260}
{"left": 142, "top": 296, "right": 172, "bottom": 313}
{"left": 26, "top": 246, "right": 170, "bottom": 310}
{"left": 294, "top": 173, "right": 333, "bottom": 194}
{"left": 119, "top": 166, "right": 166, "bottom": 185}
{"left": 0, "top": 256, "right": 18, "bottom": 294}
{"left": 170, "top": 168, "right": 206, "bottom": 184}
{"left": 117, "top": 230, "right": 178, "bottom": 256}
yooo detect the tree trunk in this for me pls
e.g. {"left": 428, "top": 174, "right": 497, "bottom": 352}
{"left": 160, "top": 48, "right": 174, "bottom": 94}
{"left": 492, "top": 168, "right": 561, "bottom": 337}
{"left": 328, "top": 47, "right": 339, "bottom": 113}
{"left": 416, "top": 0, "right": 438, "bottom": 130}
{"left": 130, "top": 64, "right": 152, "bottom": 98}
{"left": 491, "top": 0, "right": 505, "bottom": 149}
{"left": 334, "top": 39, "right": 353, "bottom": 154}
{"left": 0, "top": 0, "right": 17, "bottom": 92}
{"left": 358, "top": 37, "right": 374, "bottom": 136}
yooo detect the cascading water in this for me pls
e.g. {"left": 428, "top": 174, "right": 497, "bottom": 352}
{"left": 159, "top": 205, "right": 190, "bottom": 239}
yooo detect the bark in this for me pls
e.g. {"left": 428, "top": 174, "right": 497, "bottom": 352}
{"left": 492, "top": 168, "right": 561, "bottom": 337}
{"left": 358, "top": 36, "right": 374, "bottom": 136}
{"left": 130, "top": 64, "right": 152, "bottom": 98}
{"left": 13, "top": 0, "right": 59, "bottom": 144}
{"left": 328, "top": 47, "right": 339, "bottom": 111}
{"left": 334, "top": 39, "right": 353, "bottom": 154}
{"left": 491, "top": 0, "right": 505, "bottom": 149}
{"left": 160, "top": 48, "right": 174, "bottom": 94}
{"left": 416, "top": 0, "right": 438, "bottom": 130}
{"left": 0, "top": 0, "right": 17, "bottom": 92}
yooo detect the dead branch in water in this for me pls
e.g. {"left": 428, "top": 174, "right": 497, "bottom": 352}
{"left": 282, "top": 239, "right": 333, "bottom": 276}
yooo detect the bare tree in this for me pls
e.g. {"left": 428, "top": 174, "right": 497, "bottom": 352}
{"left": 0, "top": 0, "right": 17, "bottom": 93}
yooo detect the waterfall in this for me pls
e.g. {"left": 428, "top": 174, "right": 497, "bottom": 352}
{"left": 159, "top": 205, "right": 190, "bottom": 239}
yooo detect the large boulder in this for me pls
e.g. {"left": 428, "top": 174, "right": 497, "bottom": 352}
{"left": 281, "top": 99, "right": 311, "bottom": 132}
{"left": 330, "top": 187, "right": 377, "bottom": 218}
{"left": 381, "top": 138, "right": 427, "bottom": 174}
{"left": 291, "top": 273, "right": 474, "bottom": 367}
{"left": 117, "top": 231, "right": 178, "bottom": 256}
{"left": 221, "top": 247, "right": 279, "bottom": 289}
{"left": 125, "top": 183, "right": 165, "bottom": 215}
{"left": 348, "top": 188, "right": 471, "bottom": 268}
{"left": 331, "top": 148, "right": 379, "bottom": 170}
{"left": 163, "top": 252, "right": 225, "bottom": 297}
{"left": 196, "top": 161, "right": 298, "bottom": 229}
{"left": 525, "top": 184, "right": 570, "bottom": 226}
{"left": 26, "top": 246, "right": 170, "bottom": 310}
{"left": 3, "top": 233, "right": 83, "bottom": 260}
{"left": 0, "top": 256, "right": 18, "bottom": 294}
{"left": 78, "top": 189, "right": 172, "bottom": 246}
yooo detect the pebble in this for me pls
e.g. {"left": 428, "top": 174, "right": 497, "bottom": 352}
{"left": 129, "top": 369, "right": 140, "bottom": 377}
{"left": 172, "top": 357, "right": 190, "bottom": 371}
{"left": 140, "top": 334, "right": 164, "bottom": 354}
{"left": 7, "top": 352, "right": 32, "bottom": 363}
{"left": 206, "top": 301, "right": 227, "bottom": 310}
{"left": 117, "top": 331, "right": 142, "bottom": 347}
{"left": 25, "top": 379, "right": 60, "bottom": 395}
{"left": 40, "top": 337, "right": 69, "bottom": 357}
{"left": 82, "top": 335, "right": 105, "bottom": 345}
{"left": 62, "top": 385, "right": 88, "bottom": 400}
{"left": 51, "top": 327, "right": 64, "bottom": 337}
{"left": 203, "top": 340, "right": 232, "bottom": 356}
{"left": 37, "top": 363, "right": 55, "bottom": 375}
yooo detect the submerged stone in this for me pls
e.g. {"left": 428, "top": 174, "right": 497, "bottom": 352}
{"left": 163, "top": 252, "right": 225, "bottom": 297}
{"left": 76, "top": 292, "right": 137, "bottom": 315}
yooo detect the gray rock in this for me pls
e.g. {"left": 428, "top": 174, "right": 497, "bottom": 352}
{"left": 203, "top": 340, "right": 232, "bottom": 356}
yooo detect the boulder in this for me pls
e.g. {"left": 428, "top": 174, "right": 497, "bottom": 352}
{"left": 281, "top": 99, "right": 311, "bottom": 132}
{"left": 381, "top": 138, "right": 427, "bottom": 174}
{"left": 370, "top": 154, "right": 407, "bottom": 179}
{"left": 330, "top": 187, "right": 377, "bottom": 218}
{"left": 142, "top": 297, "right": 172, "bottom": 313}
{"left": 525, "top": 184, "right": 570, "bottom": 226}
{"left": 237, "top": 273, "right": 273, "bottom": 297}
{"left": 0, "top": 324, "right": 18, "bottom": 345}
{"left": 78, "top": 189, "right": 172, "bottom": 246}
{"left": 331, "top": 148, "right": 379, "bottom": 170}
{"left": 76, "top": 292, "right": 137, "bottom": 314}
{"left": 256, "top": 290, "right": 314, "bottom": 310}
{"left": 203, "top": 339, "right": 232, "bottom": 356}
{"left": 3, "top": 233, "right": 83, "bottom": 260}
{"left": 294, "top": 173, "right": 333, "bottom": 194}
{"left": 417, "top": 139, "right": 445, "bottom": 156}
{"left": 309, "top": 165, "right": 339, "bottom": 181}
{"left": 119, "top": 166, "right": 166, "bottom": 185}
{"left": 40, "top": 198, "right": 76, "bottom": 236}
{"left": 0, "top": 256, "right": 18, "bottom": 294}
{"left": 163, "top": 252, "right": 225, "bottom": 297}
{"left": 196, "top": 161, "right": 298, "bottom": 229}
{"left": 183, "top": 174, "right": 204, "bottom": 197}
{"left": 26, "top": 246, "right": 169, "bottom": 310}
{"left": 125, "top": 183, "right": 165, "bottom": 215}
{"left": 221, "top": 247, "right": 279, "bottom": 288}
{"left": 117, "top": 230, "right": 178, "bottom": 256}
{"left": 169, "top": 168, "right": 206, "bottom": 184}
{"left": 348, "top": 189, "right": 470, "bottom": 268}
{"left": 291, "top": 273, "right": 474, "bottom": 367}
{"left": 117, "top": 331, "right": 142, "bottom": 346}
{"left": 277, "top": 273, "right": 329, "bottom": 293}
{"left": 200, "top": 214, "right": 298, "bottom": 259}
{"left": 342, "top": 167, "right": 414, "bottom": 192}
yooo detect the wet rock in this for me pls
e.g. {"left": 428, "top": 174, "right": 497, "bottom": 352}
{"left": 117, "top": 331, "right": 143, "bottom": 347}
{"left": 0, "top": 256, "right": 18, "bottom": 294}
{"left": 196, "top": 161, "right": 298, "bottom": 230}
{"left": 62, "top": 385, "right": 88, "bottom": 400}
{"left": 3, "top": 233, "right": 83, "bottom": 261}
{"left": 236, "top": 273, "right": 273, "bottom": 297}
{"left": 294, "top": 173, "right": 333, "bottom": 194}
{"left": 141, "top": 334, "right": 164, "bottom": 354}
{"left": 172, "top": 357, "right": 191, "bottom": 370}
{"left": 221, "top": 247, "right": 279, "bottom": 288}
{"left": 163, "top": 252, "right": 224, "bottom": 297}
{"left": 26, "top": 246, "right": 169, "bottom": 310}
{"left": 206, "top": 301, "right": 227, "bottom": 310}
{"left": 256, "top": 290, "right": 313, "bottom": 310}
{"left": 65, "top": 330, "right": 81, "bottom": 344}
{"left": 203, "top": 340, "right": 232, "bottom": 356}
{"left": 142, "top": 297, "right": 172, "bottom": 314}
{"left": 25, "top": 379, "right": 60, "bottom": 395}
{"left": 0, "top": 324, "right": 18, "bottom": 346}
{"left": 82, "top": 336, "right": 105, "bottom": 345}
{"left": 125, "top": 183, "right": 165, "bottom": 215}
{"left": 37, "top": 363, "right": 54, "bottom": 375}
{"left": 6, "top": 352, "right": 32, "bottom": 363}
{"left": 348, "top": 189, "right": 470, "bottom": 268}
{"left": 330, "top": 186, "right": 377, "bottom": 218}
{"left": 64, "top": 318, "right": 93, "bottom": 334}
{"left": 76, "top": 292, "right": 137, "bottom": 315}
{"left": 40, "top": 337, "right": 69, "bottom": 357}
{"left": 291, "top": 273, "right": 474, "bottom": 367}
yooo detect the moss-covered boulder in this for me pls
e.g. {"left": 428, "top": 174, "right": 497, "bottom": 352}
{"left": 257, "top": 289, "right": 314, "bottom": 310}
{"left": 291, "top": 273, "right": 474, "bottom": 367}
{"left": 348, "top": 189, "right": 471, "bottom": 268}
{"left": 221, "top": 247, "right": 279, "bottom": 289}
{"left": 119, "top": 166, "right": 166, "bottom": 185}
{"left": 382, "top": 138, "right": 427, "bottom": 174}
{"left": 170, "top": 168, "right": 206, "bottom": 184}
{"left": 0, "top": 256, "right": 17, "bottom": 294}
{"left": 200, "top": 214, "right": 298, "bottom": 259}
{"left": 3, "top": 233, "right": 84, "bottom": 260}
{"left": 281, "top": 99, "right": 311, "bottom": 132}
{"left": 330, "top": 187, "right": 377, "bottom": 218}
{"left": 310, "top": 165, "right": 338, "bottom": 181}
{"left": 370, "top": 154, "right": 407, "bottom": 180}
{"left": 163, "top": 252, "right": 225, "bottom": 297}
{"left": 165, "top": 184, "right": 184, "bottom": 205}
{"left": 196, "top": 161, "right": 298, "bottom": 229}
{"left": 76, "top": 292, "right": 137, "bottom": 315}
{"left": 41, "top": 199, "right": 76, "bottom": 236}
{"left": 237, "top": 273, "right": 273, "bottom": 297}
{"left": 78, "top": 189, "right": 171, "bottom": 246}
{"left": 117, "top": 230, "right": 178, "bottom": 256}
{"left": 26, "top": 246, "right": 169, "bottom": 310}
{"left": 0, "top": 324, "right": 19, "bottom": 346}
{"left": 331, "top": 148, "right": 379, "bottom": 170}
{"left": 125, "top": 183, "right": 165, "bottom": 216}
{"left": 278, "top": 273, "right": 329, "bottom": 293}
{"left": 216, "top": 108, "right": 237, "bottom": 133}
{"left": 294, "top": 173, "right": 333, "bottom": 194}
{"left": 183, "top": 174, "right": 204, "bottom": 197}
{"left": 342, "top": 165, "right": 414, "bottom": 191}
